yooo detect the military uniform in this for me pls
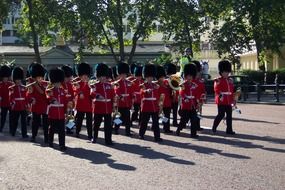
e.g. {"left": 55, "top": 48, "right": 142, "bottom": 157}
{"left": 130, "top": 66, "right": 143, "bottom": 123}
{"left": 73, "top": 62, "right": 93, "bottom": 140}
{"left": 139, "top": 64, "right": 162, "bottom": 142}
{"left": 90, "top": 63, "right": 115, "bottom": 145}
{"left": 212, "top": 60, "right": 235, "bottom": 134}
{"left": 113, "top": 62, "right": 134, "bottom": 136}
{"left": 9, "top": 67, "right": 28, "bottom": 137}
{"left": 46, "top": 68, "right": 67, "bottom": 151}
{"left": 176, "top": 63, "right": 199, "bottom": 138}
{"left": 26, "top": 63, "right": 49, "bottom": 143}
{"left": 0, "top": 65, "right": 13, "bottom": 133}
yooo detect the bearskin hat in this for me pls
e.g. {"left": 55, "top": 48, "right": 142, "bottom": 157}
{"left": 95, "top": 63, "right": 109, "bottom": 78}
{"left": 165, "top": 63, "right": 177, "bottom": 75}
{"left": 156, "top": 65, "right": 166, "bottom": 79}
{"left": 0, "top": 65, "right": 11, "bottom": 78}
{"left": 77, "top": 62, "right": 91, "bottom": 76}
{"left": 143, "top": 64, "right": 156, "bottom": 78}
{"left": 26, "top": 62, "right": 37, "bottom": 77}
{"left": 192, "top": 60, "right": 202, "bottom": 72}
{"left": 61, "top": 65, "right": 73, "bottom": 78}
{"left": 218, "top": 60, "right": 232, "bottom": 73}
{"left": 49, "top": 68, "right": 64, "bottom": 83}
{"left": 183, "top": 63, "right": 197, "bottom": 78}
{"left": 30, "top": 63, "right": 45, "bottom": 78}
{"left": 12, "top": 67, "right": 24, "bottom": 81}
{"left": 134, "top": 66, "right": 143, "bottom": 77}
{"left": 130, "top": 63, "right": 137, "bottom": 75}
{"left": 116, "top": 61, "right": 129, "bottom": 75}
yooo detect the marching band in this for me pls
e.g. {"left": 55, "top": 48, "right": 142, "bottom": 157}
{"left": 0, "top": 59, "right": 237, "bottom": 151}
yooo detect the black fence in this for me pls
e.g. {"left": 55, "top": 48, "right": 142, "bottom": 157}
{"left": 205, "top": 80, "right": 285, "bottom": 103}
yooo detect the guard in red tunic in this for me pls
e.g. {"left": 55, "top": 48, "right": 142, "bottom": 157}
{"left": 26, "top": 63, "right": 49, "bottom": 143}
{"left": 90, "top": 63, "right": 115, "bottom": 145}
{"left": 139, "top": 64, "right": 162, "bottom": 142}
{"left": 73, "top": 62, "right": 93, "bottom": 140}
{"left": 127, "top": 63, "right": 137, "bottom": 82}
{"left": 0, "top": 65, "right": 13, "bottom": 133}
{"left": 157, "top": 65, "right": 173, "bottom": 133}
{"left": 113, "top": 62, "right": 134, "bottom": 136}
{"left": 192, "top": 60, "right": 206, "bottom": 131}
{"left": 131, "top": 65, "right": 143, "bottom": 124}
{"left": 46, "top": 68, "right": 67, "bottom": 151}
{"left": 61, "top": 65, "right": 74, "bottom": 134}
{"left": 165, "top": 63, "right": 179, "bottom": 127}
{"left": 9, "top": 67, "right": 28, "bottom": 137}
{"left": 212, "top": 60, "right": 236, "bottom": 135}
{"left": 176, "top": 63, "right": 199, "bottom": 138}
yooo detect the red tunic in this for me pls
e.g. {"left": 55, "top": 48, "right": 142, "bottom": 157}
{"left": 26, "top": 81, "right": 49, "bottom": 114}
{"left": 9, "top": 84, "right": 27, "bottom": 111}
{"left": 140, "top": 82, "right": 160, "bottom": 113}
{"left": 158, "top": 79, "right": 172, "bottom": 108}
{"left": 114, "top": 79, "right": 134, "bottom": 108}
{"left": 0, "top": 81, "right": 14, "bottom": 107}
{"left": 62, "top": 81, "right": 74, "bottom": 102}
{"left": 132, "top": 78, "right": 144, "bottom": 104}
{"left": 46, "top": 86, "right": 67, "bottom": 120}
{"left": 90, "top": 81, "right": 115, "bottom": 114}
{"left": 73, "top": 80, "right": 92, "bottom": 112}
{"left": 193, "top": 78, "right": 206, "bottom": 102}
{"left": 179, "top": 81, "right": 199, "bottom": 111}
{"left": 214, "top": 77, "right": 234, "bottom": 105}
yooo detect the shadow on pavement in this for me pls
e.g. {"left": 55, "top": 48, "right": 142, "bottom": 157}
{"left": 142, "top": 134, "right": 251, "bottom": 160}
{"left": 62, "top": 147, "right": 136, "bottom": 171}
{"left": 109, "top": 142, "right": 195, "bottom": 165}
{"left": 202, "top": 115, "right": 280, "bottom": 124}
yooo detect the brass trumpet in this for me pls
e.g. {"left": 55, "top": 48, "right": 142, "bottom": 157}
{"left": 112, "top": 95, "right": 121, "bottom": 118}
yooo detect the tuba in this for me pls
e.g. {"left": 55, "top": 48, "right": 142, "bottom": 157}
{"left": 168, "top": 74, "right": 181, "bottom": 91}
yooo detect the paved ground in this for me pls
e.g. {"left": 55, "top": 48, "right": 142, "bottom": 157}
{"left": 0, "top": 103, "right": 285, "bottom": 190}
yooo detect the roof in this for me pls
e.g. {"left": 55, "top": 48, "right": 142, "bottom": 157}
{"left": 0, "top": 44, "right": 166, "bottom": 56}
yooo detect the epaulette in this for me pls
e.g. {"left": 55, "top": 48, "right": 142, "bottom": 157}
{"left": 139, "top": 83, "right": 145, "bottom": 89}
{"left": 214, "top": 77, "right": 221, "bottom": 83}
{"left": 8, "top": 84, "right": 15, "bottom": 89}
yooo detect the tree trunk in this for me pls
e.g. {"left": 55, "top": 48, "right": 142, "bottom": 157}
{"left": 27, "top": 0, "right": 41, "bottom": 63}
{"left": 116, "top": 0, "right": 124, "bottom": 62}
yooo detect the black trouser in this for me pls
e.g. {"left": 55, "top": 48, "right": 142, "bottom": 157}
{"left": 0, "top": 107, "right": 10, "bottom": 132}
{"left": 93, "top": 114, "right": 112, "bottom": 143}
{"left": 131, "top": 103, "right": 141, "bottom": 122}
{"left": 178, "top": 109, "right": 198, "bottom": 136}
{"left": 212, "top": 105, "right": 233, "bottom": 132}
{"left": 162, "top": 107, "right": 171, "bottom": 132}
{"left": 139, "top": 112, "right": 160, "bottom": 140}
{"left": 49, "top": 119, "right": 65, "bottom": 148}
{"left": 172, "top": 102, "right": 178, "bottom": 125}
{"left": 114, "top": 107, "right": 131, "bottom": 135}
{"left": 32, "top": 113, "right": 49, "bottom": 142}
{"left": 10, "top": 110, "right": 27, "bottom": 137}
{"left": 75, "top": 111, "right": 93, "bottom": 139}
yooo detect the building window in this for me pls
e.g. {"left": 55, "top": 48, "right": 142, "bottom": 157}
{"left": 2, "top": 30, "right": 11, "bottom": 37}
{"left": 12, "top": 30, "right": 18, "bottom": 37}
{"left": 123, "top": 24, "right": 131, "bottom": 33}
{"left": 157, "top": 24, "right": 162, "bottom": 32}
{"left": 4, "top": 18, "right": 11, "bottom": 24}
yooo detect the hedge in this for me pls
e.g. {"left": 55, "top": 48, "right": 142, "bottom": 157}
{"left": 240, "top": 69, "right": 285, "bottom": 84}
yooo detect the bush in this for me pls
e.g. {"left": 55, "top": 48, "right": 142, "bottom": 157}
{"left": 240, "top": 69, "right": 285, "bottom": 84}
{"left": 240, "top": 70, "right": 264, "bottom": 83}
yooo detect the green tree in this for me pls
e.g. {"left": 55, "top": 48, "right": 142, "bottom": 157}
{"left": 201, "top": 0, "right": 285, "bottom": 71}
{"left": 159, "top": 0, "right": 207, "bottom": 56}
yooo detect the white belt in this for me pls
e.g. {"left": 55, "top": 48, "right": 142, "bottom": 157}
{"left": 121, "top": 94, "right": 130, "bottom": 97}
{"left": 220, "top": 92, "right": 232, "bottom": 95}
{"left": 66, "top": 94, "right": 72, "bottom": 97}
{"left": 49, "top": 104, "right": 64, "bottom": 107}
{"left": 142, "top": 98, "right": 157, "bottom": 101}
{"left": 14, "top": 98, "right": 25, "bottom": 101}
{"left": 95, "top": 99, "right": 111, "bottom": 102}
{"left": 134, "top": 92, "right": 141, "bottom": 95}
{"left": 185, "top": 95, "right": 195, "bottom": 99}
